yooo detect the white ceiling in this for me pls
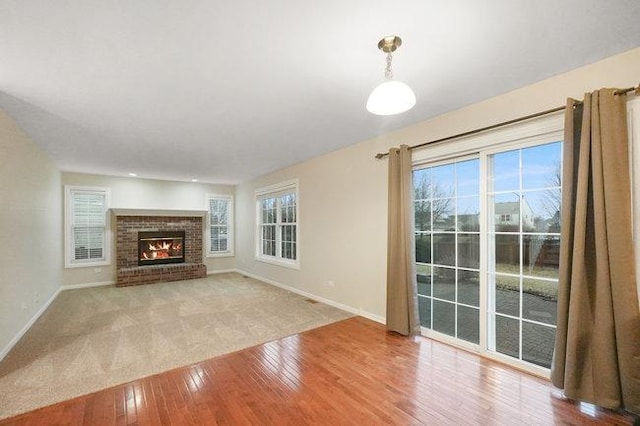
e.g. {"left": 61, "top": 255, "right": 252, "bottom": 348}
{"left": 1, "top": 1, "right": 639, "bottom": 184}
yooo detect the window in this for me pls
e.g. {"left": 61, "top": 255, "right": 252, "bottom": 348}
{"left": 412, "top": 113, "right": 564, "bottom": 375}
{"left": 65, "top": 186, "right": 110, "bottom": 268}
{"left": 255, "top": 180, "right": 298, "bottom": 268}
{"left": 206, "top": 194, "right": 234, "bottom": 256}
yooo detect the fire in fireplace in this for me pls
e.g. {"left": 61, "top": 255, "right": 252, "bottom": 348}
{"left": 138, "top": 231, "right": 185, "bottom": 266}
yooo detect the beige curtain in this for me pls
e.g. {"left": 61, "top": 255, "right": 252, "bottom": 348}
{"left": 386, "top": 145, "right": 420, "bottom": 336}
{"left": 551, "top": 89, "right": 640, "bottom": 415}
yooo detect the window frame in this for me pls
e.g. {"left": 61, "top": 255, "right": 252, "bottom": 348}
{"left": 484, "top": 140, "right": 563, "bottom": 370}
{"left": 255, "top": 179, "right": 299, "bottom": 269}
{"left": 205, "top": 193, "right": 234, "bottom": 257}
{"left": 413, "top": 112, "right": 565, "bottom": 378}
{"left": 626, "top": 97, "right": 640, "bottom": 306}
{"left": 414, "top": 154, "right": 482, "bottom": 348}
{"left": 64, "top": 185, "right": 111, "bottom": 268}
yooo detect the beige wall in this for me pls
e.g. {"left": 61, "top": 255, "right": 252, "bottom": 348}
{"left": 61, "top": 173, "right": 236, "bottom": 286}
{"left": 235, "top": 47, "right": 640, "bottom": 320}
{"left": 0, "top": 109, "right": 62, "bottom": 355}
{"left": 236, "top": 144, "right": 388, "bottom": 319}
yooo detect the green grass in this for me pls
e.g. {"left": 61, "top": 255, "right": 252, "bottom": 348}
{"left": 495, "top": 264, "right": 558, "bottom": 299}
{"left": 416, "top": 264, "right": 431, "bottom": 275}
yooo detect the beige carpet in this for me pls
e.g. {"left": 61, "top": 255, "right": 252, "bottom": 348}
{"left": 0, "top": 273, "right": 353, "bottom": 420}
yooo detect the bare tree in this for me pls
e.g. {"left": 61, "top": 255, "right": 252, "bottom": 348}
{"left": 413, "top": 173, "right": 453, "bottom": 231}
{"left": 540, "top": 160, "right": 562, "bottom": 230}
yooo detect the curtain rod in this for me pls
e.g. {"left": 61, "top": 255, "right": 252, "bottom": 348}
{"left": 374, "top": 84, "right": 639, "bottom": 159}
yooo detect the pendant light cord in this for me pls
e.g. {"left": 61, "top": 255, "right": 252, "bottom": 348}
{"left": 384, "top": 52, "right": 393, "bottom": 80}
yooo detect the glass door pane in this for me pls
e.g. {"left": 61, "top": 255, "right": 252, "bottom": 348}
{"left": 487, "top": 141, "right": 562, "bottom": 368}
{"left": 414, "top": 158, "right": 480, "bottom": 345}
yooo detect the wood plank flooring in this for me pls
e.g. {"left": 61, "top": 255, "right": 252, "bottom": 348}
{"left": 0, "top": 317, "right": 635, "bottom": 425}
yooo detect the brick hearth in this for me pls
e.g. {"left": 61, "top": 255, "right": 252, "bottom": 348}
{"left": 115, "top": 213, "right": 207, "bottom": 287}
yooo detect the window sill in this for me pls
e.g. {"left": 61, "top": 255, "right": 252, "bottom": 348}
{"left": 65, "top": 259, "right": 111, "bottom": 269}
{"left": 255, "top": 255, "right": 299, "bottom": 270}
{"left": 206, "top": 251, "right": 235, "bottom": 258}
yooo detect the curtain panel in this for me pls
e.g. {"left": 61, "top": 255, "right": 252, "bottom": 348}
{"left": 386, "top": 145, "right": 420, "bottom": 336}
{"left": 551, "top": 89, "right": 640, "bottom": 414}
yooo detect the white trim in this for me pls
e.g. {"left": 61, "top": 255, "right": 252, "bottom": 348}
{"left": 0, "top": 287, "right": 61, "bottom": 362}
{"left": 481, "top": 349, "right": 551, "bottom": 379}
{"left": 255, "top": 256, "right": 300, "bottom": 270}
{"left": 65, "top": 185, "right": 112, "bottom": 268}
{"left": 479, "top": 151, "right": 489, "bottom": 354}
{"left": 235, "top": 269, "right": 385, "bottom": 325}
{"left": 255, "top": 179, "right": 298, "bottom": 197}
{"left": 206, "top": 269, "right": 237, "bottom": 275}
{"left": 207, "top": 253, "right": 235, "bottom": 259}
{"left": 481, "top": 129, "right": 564, "bottom": 157}
{"left": 421, "top": 326, "right": 550, "bottom": 379}
{"left": 66, "top": 259, "right": 111, "bottom": 268}
{"left": 422, "top": 327, "right": 481, "bottom": 353}
{"left": 354, "top": 309, "right": 386, "bottom": 325}
{"left": 61, "top": 280, "right": 115, "bottom": 290}
{"left": 412, "top": 111, "right": 564, "bottom": 166}
{"left": 254, "top": 179, "right": 300, "bottom": 269}
{"left": 205, "top": 193, "right": 235, "bottom": 257}
{"left": 627, "top": 97, "right": 640, "bottom": 307}
{"left": 111, "top": 208, "right": 207, "bottom": 217}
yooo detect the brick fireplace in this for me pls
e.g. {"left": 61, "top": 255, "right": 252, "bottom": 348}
{"left": 113, "top": 209, "right": 207, "bottom": 287}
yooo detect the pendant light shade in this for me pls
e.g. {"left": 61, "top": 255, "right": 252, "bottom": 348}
{"left": 366, "top": 80, "right": 416, "bottom": 115}
{"left": 366, "top": 35, "right": 416, "bottom": 116}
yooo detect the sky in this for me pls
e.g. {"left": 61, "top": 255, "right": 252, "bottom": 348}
{"left": 413, "top": 141, "right": 563, "bottom": 226}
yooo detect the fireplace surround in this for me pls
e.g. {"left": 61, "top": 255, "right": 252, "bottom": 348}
{"left": 113, "top": 209, "right": 207, "bottom": 287}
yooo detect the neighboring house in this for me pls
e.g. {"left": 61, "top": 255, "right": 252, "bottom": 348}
{"left": 494, "top": 200, "right": 535, "bottom": 230}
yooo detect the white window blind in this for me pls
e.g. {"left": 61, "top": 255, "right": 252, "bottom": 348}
{"left": 206, "top": 194, "right": 234, "bottom": 256}
{"left": 65, "top": 186, "right": 110, "bottom": 267}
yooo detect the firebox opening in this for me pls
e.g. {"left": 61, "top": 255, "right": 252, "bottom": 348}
{"left": 138, "top": 230, "right": 185, "bottom": 266}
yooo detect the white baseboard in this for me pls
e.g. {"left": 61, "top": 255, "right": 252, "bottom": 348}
{"left": 0, "top": 287, "right": 62, "bottom": 362}
{"left": 354, "top": 309, "right": 386, "bottom": 325}
{"left": 206, "top": 269, "right": 236, "bottom": 275}
{"left": 235, "top": 269, "right": 386, "bottom": 325}
{"left": 61, "top": 280, "right": 115, "bottom": 290}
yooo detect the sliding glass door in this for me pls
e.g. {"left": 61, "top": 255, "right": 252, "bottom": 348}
{"left": 414, "top": 140, "right": 562, "bottom": 370}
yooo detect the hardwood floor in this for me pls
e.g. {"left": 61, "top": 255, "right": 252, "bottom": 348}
{"left": 0, "top": 317, "right": 635, "bottom": 425}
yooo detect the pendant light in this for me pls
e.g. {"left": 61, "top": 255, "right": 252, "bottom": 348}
{"left": 366, "top": 35, "right": 416, "bottom": 116}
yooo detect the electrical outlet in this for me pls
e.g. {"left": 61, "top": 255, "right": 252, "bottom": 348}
{"left": 33, "top": 291, "right": 39, "bottom": 305}
{"left": 94, "top": 267, "right": 102, "bottom": 273}
{"left": 327, "top": 280, "right": 335, "bottom": 287}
